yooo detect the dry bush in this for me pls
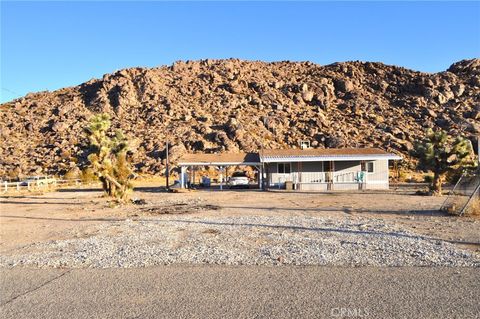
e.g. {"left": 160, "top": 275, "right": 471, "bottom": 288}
{"left": 441, "top": 197, "right": 466, "bottom": 215}
{"left": 80, "top": 168, "right": 98, "bottom": 183}
{"left": 442, "top": 196, "right": 480, "bottom": 216}
{"left": 64, "top": 168, "right": 80, "bottom": 180}
{"left": 464, "top": 198, "right": 480, "bottom": 216}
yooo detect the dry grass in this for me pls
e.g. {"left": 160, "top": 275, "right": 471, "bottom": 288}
{"left": 443, "top": 196, "right": 480, "bottom": 216}
{"left": 464, "top": 198, "right": 480, "bottom": 216}
{"left": 441, "top": 197, "right": 467, "bottom": 215}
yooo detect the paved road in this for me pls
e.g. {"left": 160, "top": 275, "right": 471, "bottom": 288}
{"left": 1, "top": 266, "right": 479, "bottom": 319}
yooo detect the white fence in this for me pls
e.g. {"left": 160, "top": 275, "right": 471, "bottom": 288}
{"left": 1, "top": 179, "right": 83, "bottom": 194}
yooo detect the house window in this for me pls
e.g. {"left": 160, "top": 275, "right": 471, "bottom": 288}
{"left": 324, "top": 161, "right": 333, "bottom": 172}
{"left": 278, "top": 163, "right": 291, "bottom": 174}
{"left": 366, "top": 161, "right": 375, "bottom": 173}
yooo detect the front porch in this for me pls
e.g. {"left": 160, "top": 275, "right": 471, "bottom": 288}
{"left": 273, "top": 171, "right": 368, "bottom": 191}
{"left": 264, "top": 160, "right": 389, "bottom": 191}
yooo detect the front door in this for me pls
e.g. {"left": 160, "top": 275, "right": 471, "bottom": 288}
{"left": 277, "top": 162, "right": 291, "bottom": 185}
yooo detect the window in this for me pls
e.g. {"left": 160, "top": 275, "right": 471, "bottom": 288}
{"left": 278, "top": 163, "right": 291, "bottom": 174}
{"left": 324, "top": 161, "right": 332, "bottom": 172}
{"left": 366, "top": 161, "right": 375, "bottom": 173}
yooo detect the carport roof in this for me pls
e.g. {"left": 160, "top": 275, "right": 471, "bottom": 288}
{"left": 178, "top": 152, "right": 261, "bottom": 166}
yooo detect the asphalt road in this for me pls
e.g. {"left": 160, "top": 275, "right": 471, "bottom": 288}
{"left": 1, "top": 266, "right": 479, "bottom": 319}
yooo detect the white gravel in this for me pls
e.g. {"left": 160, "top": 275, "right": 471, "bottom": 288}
{"left": 1, "top": 215, "right": 479, "bottom": 268}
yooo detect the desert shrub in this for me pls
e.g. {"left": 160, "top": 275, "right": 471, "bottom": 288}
{"left": 83, "top": 113, "right": 134, "bottom": 202}
{"left": 64, "top": 168, "right": 80, "bottom": 180}
{"left": 80, "top": 167, "right": 98, "bottom": 182}
{"left": 423, "top": 174, "right": 433, "bottom": 183}
{"left": 397, "top": 170, "right": 408, "bottom": 182}
{"left": 446, "top": 169, "right": 463, "bottom": 185}
{"left": 411, "top": 129, "right": 475, "bottom": 195}
{"left": 441, "top": 195, "right": 480, "bottom": 216}
{"left": 464, "top": 198, "right": 480, "bottom": 216}
{"left": 441, "top": 202, "right": 460, "bottom": 215}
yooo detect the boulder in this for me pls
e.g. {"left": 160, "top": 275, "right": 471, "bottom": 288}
{"left": 302, "top": 91, "right": 314, "bottom": 102}
{"left": 334, "top": 79, "right": 354, "bottom": 93}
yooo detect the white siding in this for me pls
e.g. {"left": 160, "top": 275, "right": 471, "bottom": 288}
{"left": 267, "top": 162, "right": 295, "bottom": 186}
{"left": 266, "top": 159, "right": 390, "bottom": 190}
{"left": 297, "top": 183, "right": 329, "bottom": 191}
{"left": 366, "top": 159, "right": 389, "bottom": 189}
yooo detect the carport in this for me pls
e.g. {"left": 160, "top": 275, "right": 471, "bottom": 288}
{"left": 177, "top": 153, "right": 262, "bottom": 190}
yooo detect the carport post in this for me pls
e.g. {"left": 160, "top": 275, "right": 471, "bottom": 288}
{"left": 257, "top": 165, "right": 263, "bottom": 190}
{"left": 219, "top": 166, "right": 224, "bottom": 190}
{"left": 259, "top": 167, "right": 262, "bottom": 190}
{"left": 180, "top": 166, "right": 186, "bottom": 188}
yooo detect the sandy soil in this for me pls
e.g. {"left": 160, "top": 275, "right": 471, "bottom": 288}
{"left": 0, "top": 184, "right": 479, "bottom": 255}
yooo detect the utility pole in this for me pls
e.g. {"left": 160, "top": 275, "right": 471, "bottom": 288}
{"left": 165, "top": 137, "right": 170, "bottom": 190}
{"left": 260, "top": 116, "right": 271, "bottom": 191}
{"left": 477, "top": 135, "right": 480, "bottom": 167}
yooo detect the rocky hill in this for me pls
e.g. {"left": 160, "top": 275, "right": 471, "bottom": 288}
{"left": 1, "top": 58, "right": 479, "bottom": 178}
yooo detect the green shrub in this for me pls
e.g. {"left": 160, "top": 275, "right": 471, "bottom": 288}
{"left": 423, "top": 174, "right": 433, "bottom": 183}
{"left": 411, "top": 129, "right": 475, "bottom": 195}
{"left": 84, "top": 113, "right": 133, "bottom": 202}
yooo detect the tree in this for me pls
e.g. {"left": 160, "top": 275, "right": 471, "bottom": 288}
{"left": 411, "top": 129, "right": 475, "bottom": 195}
{"left": 84, "top": 113, "right": 133, "bottom": 202}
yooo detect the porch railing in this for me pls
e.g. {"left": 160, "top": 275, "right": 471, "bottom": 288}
{"left": 292, "top": 171, "right": 366, "bottom": 184}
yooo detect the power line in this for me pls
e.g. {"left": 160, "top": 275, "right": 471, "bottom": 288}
{"left": 2, "top": 87, "right": 21, "bottom": 96}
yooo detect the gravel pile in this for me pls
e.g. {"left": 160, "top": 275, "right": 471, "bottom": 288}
{"left": 1, "top": 216, "right": 479, "bottom": 268}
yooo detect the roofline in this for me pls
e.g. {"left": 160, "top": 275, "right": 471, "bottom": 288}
{"left": 178, "top": 155, "right": 402, "bottom": 166}
{"left": 260, "top": 154, "right": 402, "bottom": 162}
{"left": 178, "top": 161, "right": 262, "bottom": 166}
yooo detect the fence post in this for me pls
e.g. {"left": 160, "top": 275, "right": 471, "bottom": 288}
{"left": 27, "top": 182, "right": 30, "bottom": 190}
{"left": 4, "top": 181, "right": 7, "bottom": 193}
{"left": 16, "top": 182, "right": 20, "bottom": 191}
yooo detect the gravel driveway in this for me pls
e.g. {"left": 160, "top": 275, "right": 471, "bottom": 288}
{"left": 2, "top": 214, "right": 479, "bottom": 268}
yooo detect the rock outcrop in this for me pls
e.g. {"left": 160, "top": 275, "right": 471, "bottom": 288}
{"left": 1, "top": 58, "right": 479, "bottom": 177}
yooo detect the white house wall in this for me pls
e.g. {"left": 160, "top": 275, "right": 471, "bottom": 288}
{"left": 266, "top": 159, "right": 390, "bottom": 190}
{"left": 366, "top": 159, "right": 389, "bottom": 189}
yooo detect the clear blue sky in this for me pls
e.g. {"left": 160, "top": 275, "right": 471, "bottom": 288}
{"left": 1, "top": 1, "right": 479, "bottom": 103}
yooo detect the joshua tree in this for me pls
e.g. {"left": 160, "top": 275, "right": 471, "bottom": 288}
{"left": 85, "top": 113, "right": 133, "bottom": 202}
{"left": 411, "top": 129, "right": 474, "bottom": 195}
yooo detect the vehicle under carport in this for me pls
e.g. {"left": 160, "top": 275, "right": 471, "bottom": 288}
{"left": 177, "top": 152, "right": 263, "bottom": 190}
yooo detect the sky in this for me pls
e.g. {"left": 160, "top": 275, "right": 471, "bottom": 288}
{"left": 1, "top": 1, "right": 479, "bottom": 103}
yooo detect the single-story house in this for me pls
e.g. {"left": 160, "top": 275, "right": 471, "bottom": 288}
{"left": 177, "top": 147, "right": 402, "bottom": 191}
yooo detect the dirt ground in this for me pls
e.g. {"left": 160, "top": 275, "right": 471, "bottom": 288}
{"left": 0, "top": 183, "right": 479, "bottom": 254}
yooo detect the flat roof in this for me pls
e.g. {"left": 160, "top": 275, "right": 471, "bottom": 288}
{"left": 262, "top": 147, "right": 389, "bottom": 157}
{"left": 178, "top": 148, "right": 402, "bottom": 166}
{"left": 178, "top": 152, "right": 261, "bottom": 166}
{"left": 261, "top": 147, "right": 402, "bottom": 162}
